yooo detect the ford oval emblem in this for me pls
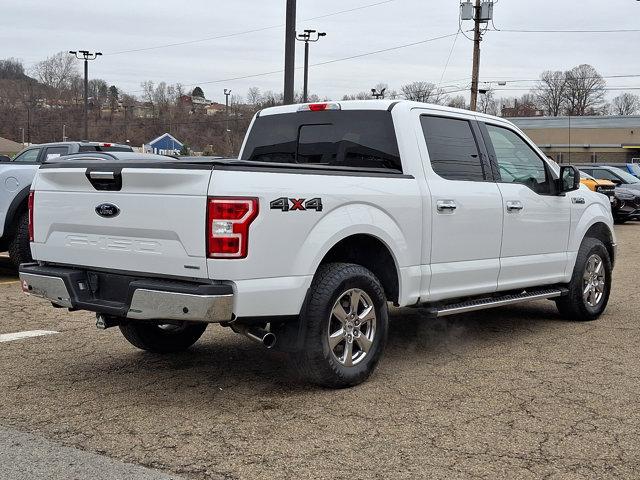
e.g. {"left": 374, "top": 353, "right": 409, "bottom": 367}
{"left": 95, "top": 203, "right": 120, "bottom": 218}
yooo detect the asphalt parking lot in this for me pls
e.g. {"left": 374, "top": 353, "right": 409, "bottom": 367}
{"left": 1, "top": 228, "right": 639, "bottom": 480}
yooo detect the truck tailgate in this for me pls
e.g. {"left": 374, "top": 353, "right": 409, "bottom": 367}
{"left": 31, "top": 166, "right": 212, "bottom": 279}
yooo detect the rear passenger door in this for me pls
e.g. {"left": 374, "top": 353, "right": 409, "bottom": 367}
{"left": 480, "top": 122, "right": 571, "bottom": 290}
{"left": 42, "top": 146, "right": 69, "bottom": 162}
{"left": 418, "top": 113, "right": 503, "bottom": 301}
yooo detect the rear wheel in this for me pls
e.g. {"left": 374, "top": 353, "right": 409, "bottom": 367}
{"left": 293, "top": 263, "right": 388, "bottom": 388}
{"left": 8, "top": 212, "right": 32, "bottom": 268}
{"left": 119, "top": 321, "right": 207, "bottom": 353}
{"left": 556, "top": 237, "right": 612, "bottom": 321}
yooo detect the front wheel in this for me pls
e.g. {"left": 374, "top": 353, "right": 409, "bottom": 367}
{"left": 293, "top": 263, "right": 389, "bottom": 388}
{"left": 119, "top": 321, "right": 208, "bottom": 353}
{"left": 555, "top": 237, "right": 612, "bottom": 321}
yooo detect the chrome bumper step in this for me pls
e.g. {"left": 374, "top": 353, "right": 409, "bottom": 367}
{"left": 435, "top": 288, "right": 565, "bottom": 317}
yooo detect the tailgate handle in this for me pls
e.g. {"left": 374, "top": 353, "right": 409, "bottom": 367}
{"left": 85, "top": 168, "right": 123, "bottom": 191}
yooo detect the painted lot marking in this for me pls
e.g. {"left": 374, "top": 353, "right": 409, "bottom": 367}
{"left": 0, "top": 280, "right": 19, "bottom": 285}
{"left": 0, "top": 330, "right": 58, "bottom": 343}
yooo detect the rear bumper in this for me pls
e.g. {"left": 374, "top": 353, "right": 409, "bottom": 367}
{"left": 18, "top": 263, "right": 234, "bottom": 323}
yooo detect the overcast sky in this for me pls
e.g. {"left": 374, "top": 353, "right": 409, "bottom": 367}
{"left": 3, "top": 0, "right": 639, "bottom": 104}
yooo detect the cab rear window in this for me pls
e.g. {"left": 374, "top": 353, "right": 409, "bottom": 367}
{"left": 241, "top": 110, "right": 402, "bottom": 172}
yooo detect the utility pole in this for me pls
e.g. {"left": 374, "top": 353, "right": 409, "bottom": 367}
{"left": 62, "top": 124, "right": 67, "bottom": 142}
{"left": 20, "top": 127, "right": 24, "bottom": 145}
{"left": 371, "top": 88, "right": 386, "bottom": 99}
{"left": 283, "top": 0, "right": 297, "bottom": 104}
{"left": 224, "top": 89, "right": 231, "bottom": 132}
{"left": 469, "top": 0, "right": 482, "bottom": 111}
{"left": 69, "top": 50, "right": 102, "bottom": 140}
{"left": 296, "top": 30, "right": 326, "bottom": 103}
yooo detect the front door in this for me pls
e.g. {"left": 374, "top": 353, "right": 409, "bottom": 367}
{"left": 418, "top": 113, "right": 503, "bottom": 301}
{"left": 481, "top": 122, "right": 571, "bottom": 290}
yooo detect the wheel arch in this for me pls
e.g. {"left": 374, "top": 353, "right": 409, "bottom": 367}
{"left": 319, "top": 233, "right": 400, "bottom": 304}
{"left": 292, "top": 203, "right": 411, "bottom": 306}
{"left": 2, "top": 184, "right": 30, "bottom": 240}
{"left": 583, "top": 221, "right": 616, "bottom": 266}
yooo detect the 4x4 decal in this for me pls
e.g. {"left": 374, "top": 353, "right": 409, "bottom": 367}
{"left": 270, "top": 197, "right": 323, "bottom": 212}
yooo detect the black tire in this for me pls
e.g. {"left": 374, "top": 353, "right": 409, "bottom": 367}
{"left": 293, "top": 263, "right": 389, "bottom": 388}
{"left": 119, "top": 321, "right": 207, "bottom": 353}
{"left": 8, "top": 212, "right": 32, "bottom": 268}
{"left": 555, "top": 237, "right": 612, "bottom": 321}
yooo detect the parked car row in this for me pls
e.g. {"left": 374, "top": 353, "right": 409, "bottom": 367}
{"left": 0, "top": 141, "right": 134, "bottom": 266}
{"left": 575, "top": 164, "right": 640, "bottom": 223}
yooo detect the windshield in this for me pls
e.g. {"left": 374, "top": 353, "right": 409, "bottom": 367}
{"left": 610, "top": 166, "right": 640, "bottom": 183}
{"left": 627, "top": 163, "right": 640, "bottom": 177}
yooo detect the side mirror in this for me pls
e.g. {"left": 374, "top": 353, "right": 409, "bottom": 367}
{"left": 610, "top": 178, "right": 622, "bottom": 186}
{"left": 558, "top": 165, "right": 580, "bottom": 194}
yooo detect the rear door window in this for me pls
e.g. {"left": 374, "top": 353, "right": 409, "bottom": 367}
{"left": 12, "top": 148, "right": 41, "bottom": 163}
{"left": 420, "top": 116, "right": 486, "bottom": 181}
{"left": 43, "top": 146, "right": 69, "bottom": 161}
{"left": 241, "top": 110, "right": 402, "bottom": 172}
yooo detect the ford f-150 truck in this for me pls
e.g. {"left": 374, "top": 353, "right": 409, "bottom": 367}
{"left": 0, "top": 141, "right": 133, "bottom": 267}
{"left": 19, "top": 100, "right": 616, "bottom": 388}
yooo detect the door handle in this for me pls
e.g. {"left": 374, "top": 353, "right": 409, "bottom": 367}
{"left": 436, "top": 200, "right": 457, "bottom": 212}
{"left": 506, "top": 201, "right": 524, "bottom": 212}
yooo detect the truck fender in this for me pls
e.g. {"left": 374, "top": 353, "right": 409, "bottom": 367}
{"left": 292, "top": 202, "right": 408, "bottom": 280}
{"left": 2, "top": 184, "right": 30, "bottom": 240}
{"left": 565, "top": 202, "right": 614, "bottom": 279}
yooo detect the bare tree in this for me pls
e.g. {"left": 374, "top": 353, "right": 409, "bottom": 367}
{"left": 534, "top": 71, "right": 567, "bottom": 116}
{"left": 611, "top": 93, "right": 640, "bottom": 115}
{"left": 447, "top": 95, "right": 467, "bottom": 109}
{"left": 400, "top": 81, "right": 447, "bottom": 104}
{"left": 246, "top": 87, "right": 261, "bottom": 105}
{"left": 564, "top": 64, "right": 606, "bottom": 116}
{"left": 0, "top": 58, "right": 25, "bottom": 79}
{"left": 478, "top": 88, "right": 498, "bottom": 115}
{"left": 32, "top": 51, "right": 78, "bottom": 90}
{"left": 342, "top": 91, "right": 371, "bottom": 100}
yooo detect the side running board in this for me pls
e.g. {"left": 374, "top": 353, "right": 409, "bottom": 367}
{"left": 435, "top": 288, "right": 566, "bottom": 318}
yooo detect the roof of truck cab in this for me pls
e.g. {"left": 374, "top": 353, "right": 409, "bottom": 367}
{"left": 257, "top": 100, "right": 512, "bottom": 125}
{"left": 30, "top": 141, "right": 132, "bottom": 148}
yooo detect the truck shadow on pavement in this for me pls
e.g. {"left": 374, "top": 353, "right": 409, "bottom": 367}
{"left": 0, "top": 256, "right": 16, "bottom": 281}
{"left": 42, "top": 300, "right": 567, "bottom": 398}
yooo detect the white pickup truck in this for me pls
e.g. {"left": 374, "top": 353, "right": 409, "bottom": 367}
{"left": 19, "top": 100, "right": 615, "bottom": 388}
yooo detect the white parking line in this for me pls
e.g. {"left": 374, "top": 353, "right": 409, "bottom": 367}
{"left": 0, "top": 330, "right": 58, "bottom": 343}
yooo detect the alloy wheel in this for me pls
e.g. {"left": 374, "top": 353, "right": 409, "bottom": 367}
{"left": 327, "top": 288, "right": 377, "bottom": 367}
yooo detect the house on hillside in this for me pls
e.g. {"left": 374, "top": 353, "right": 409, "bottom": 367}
{"left": 205, "top": 102, "right": 226, "bottom": 115}
{"left": 143, "top": 133, "right": 183, "bottom": 156}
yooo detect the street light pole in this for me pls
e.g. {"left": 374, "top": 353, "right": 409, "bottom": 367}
{"left": 295, "top": 30, "right": 326, "bottom": 103}
{"left": 69, "top": 50, "right": 102, "bottom": 140}
{"left": 224, "top": 89, "right": 231, "bottom": 132}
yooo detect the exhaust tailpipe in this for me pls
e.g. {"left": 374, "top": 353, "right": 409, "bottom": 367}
{"left": 231, "top": 325, "right": 277, "bottom": 349}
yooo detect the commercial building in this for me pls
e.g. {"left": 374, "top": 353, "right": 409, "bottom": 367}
{"left": 510, "top": 116, "right": 640, "bottom": 164}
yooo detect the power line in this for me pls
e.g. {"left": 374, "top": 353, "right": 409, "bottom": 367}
{"left": 105, "top": 0, "right": 398, "bottom": 56}
{"left": 493, "top": 28, "right": 640, "bottom": 33}
{"left": 127, "top": 31, "right": 463, "bottom": 93}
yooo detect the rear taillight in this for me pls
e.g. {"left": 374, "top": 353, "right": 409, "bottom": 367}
{"left": 28, "top": 190, "right": 34, "bottom": 242}
{"left": 207, "top": 197, "right": 258, "bottom": 258}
